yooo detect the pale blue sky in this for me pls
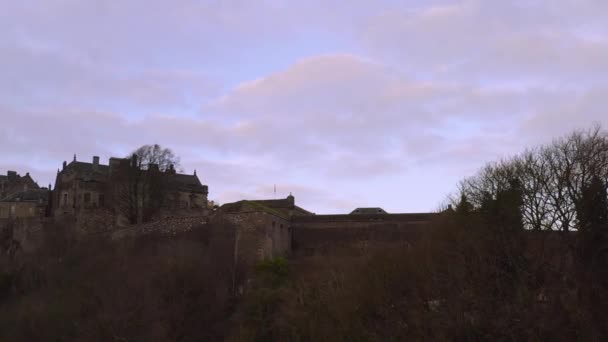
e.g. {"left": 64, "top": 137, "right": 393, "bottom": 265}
{"left": 1, "top": 0, "right": 608, "bottom": 213}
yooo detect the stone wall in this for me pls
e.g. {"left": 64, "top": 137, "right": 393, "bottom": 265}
{"left": 0, "top": 201, "right": 45, "bottom": 219}
{"left": 109, "top": 215, "right": 210, "bottom": 239}
{"left": 213, "top": 211, "right": 291, "bottom": 264}
{"left": 291, "top": 213, "right": 437, "bottom": 254}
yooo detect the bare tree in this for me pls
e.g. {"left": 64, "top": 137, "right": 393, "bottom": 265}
{"left": 114, "top": 145, "right": 181, "bottom": 224}
{"left": 456, "top": 125, "right": 608, "bottom": 232}
{"left": 132, "top": 144, "right": 180, "bottom": 172}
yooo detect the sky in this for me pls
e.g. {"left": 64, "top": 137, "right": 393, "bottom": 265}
{"left": 1, "top": 0, "right": 608, "bottom": 214}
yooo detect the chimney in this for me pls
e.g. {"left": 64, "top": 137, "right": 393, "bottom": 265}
{"left": 92, "top": 156, "right": 100, "bottom": 171}
{"left": 167, "top": 164, "right": 176, "bottom": 175}
{"left": 7, "top": 171, "right": 17, "bottom": 180}
{"left": 62, "top": 161, "right": 67, "bottom": 170}
{"left": 131, "top": 154, "right": 138, "bottom": 168}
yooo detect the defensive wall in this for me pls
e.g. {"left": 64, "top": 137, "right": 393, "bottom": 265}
{"left": 291, "top": 213, "right": 438, "bottom": 254}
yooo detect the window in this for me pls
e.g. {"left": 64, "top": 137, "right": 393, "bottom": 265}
{"left": 63, "top": 193, "right": 68, "bottom": 206}
{"left": 99, "top": 194, "right": 105, "bottom": 207}
{"left": 84, "top": 193, "right": 91, "bottom": 205}
{"left": 10, "top": 205, "right": 15, "bottom": 216}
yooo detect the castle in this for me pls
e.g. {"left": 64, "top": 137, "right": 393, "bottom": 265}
{"left": 51, "top": 155, "right": 209, "bottom": 222}
{"left": 1, "top": 155, "right": 209, "bottom": 221}
{"left": 1, "top": 156, "right": 437, "bottom": 262}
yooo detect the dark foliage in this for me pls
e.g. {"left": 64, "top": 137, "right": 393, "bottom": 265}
{"left": 0, "top": 224, "right": 236, "bottom": 341}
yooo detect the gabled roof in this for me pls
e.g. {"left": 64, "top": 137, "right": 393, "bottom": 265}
{"left": 350, "top": 207, "right": 388, "bottom": 215}
{"left": 168, "top": 173, "right": 208, "bottom": 194}
{"left": 1, "top": 189, "right": 48, "bottom": 203}
{"left": 0, "top": 171, "right": 40, "bottom": 199}
{"left": 64, "top": 161, "right": 110, "bottom": 181}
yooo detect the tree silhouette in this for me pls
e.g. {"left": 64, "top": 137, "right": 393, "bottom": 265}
{"left": 455, "top": 193, "right": 474, "bottom": 215}
{"left": 578, "top": 175, "right": 608, "bottom": 231}
{"left": 115, "top": 145, "right": 180, "bottom": 224}
{"left": 132, "top": 144, "right": 180, "bottom": 172}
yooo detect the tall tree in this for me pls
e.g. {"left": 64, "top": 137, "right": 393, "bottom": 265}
{"left": 458, "top": 125, "right": 608, "bottom": 231}
{"left": 115, "top": 145, "right": 180, "bottom": 224}
{"left": 455, "top": 193, "right": 474, "bottom": 215}
{"left": 578, "top": 175, "right": 608, "bottom": 231}
{"left": 132, "top": 144, "right": 180, "bottom": 172}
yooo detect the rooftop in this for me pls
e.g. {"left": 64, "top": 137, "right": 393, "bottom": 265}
{"left": 350, "top": 207, "right": 388, "bottom": 215}
{"left": 1, "top": 188, "right": 49, "bottom": 203}
{"left": 218, "top": 195, "right": 314, "bottom": 218}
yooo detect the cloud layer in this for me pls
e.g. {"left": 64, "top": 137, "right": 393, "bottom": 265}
{"left": 2, "top": 0, "right": 607, "bottom": 213}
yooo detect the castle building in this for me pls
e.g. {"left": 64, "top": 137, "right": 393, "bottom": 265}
{"left": 0, "top": 170, "right": 50, "bottom": 219}
{"left": 52, "top": 155, "right": 209, "bottom": 220}
{"left": 0, "top": 170, "right": 39, "bottom": 199}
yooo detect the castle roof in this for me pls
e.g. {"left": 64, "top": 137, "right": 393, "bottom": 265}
{"left": 168, "top": 173, "right": 208, "bottom": 194}
{"left": 218, "top": 200, "right": 291, "bottom": 218}
{"left": 60, "top": 157, "right": 208, "bottom": 194}
{"left": 64, "top": 161, "right": 110, "bottom": 180}
{"left": 218, "top": 196, "right": 314, "bottom": 218}
{"left": 350, "top": 207, "right": 388, "bottom": 215}
{"left": 0, "top": 171, "right": 38, "bottom": 185}
{"left": 1, "top": 188, "right": 48, "bottom": 203}
{"left": 1, "top": 171, "right": 41, "bottom": 200}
